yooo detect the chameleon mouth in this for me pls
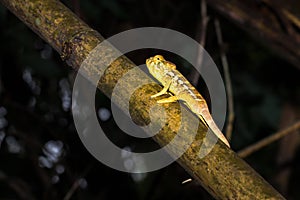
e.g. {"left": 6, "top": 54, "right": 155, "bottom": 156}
{"left": 146, "top": 58, "right": 153, "bottom": 66}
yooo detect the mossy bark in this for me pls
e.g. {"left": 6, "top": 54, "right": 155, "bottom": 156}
{"left": 0, "top": 0, "right": 285, "bottom": 199}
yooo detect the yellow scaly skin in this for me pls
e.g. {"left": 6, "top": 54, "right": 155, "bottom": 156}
{"left": 146, "top": 55, "right": 230, "bottom": 147}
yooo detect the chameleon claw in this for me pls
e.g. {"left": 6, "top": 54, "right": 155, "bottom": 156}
{"left": 151, "top": 87, "right": 169, "bottom": 98}
{"left": 151, "top": 92, "right": 164, "bottom": 98}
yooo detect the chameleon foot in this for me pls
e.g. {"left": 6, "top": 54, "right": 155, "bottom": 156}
{"left": 157, "top": 96, "right": 178, "bottom": 103}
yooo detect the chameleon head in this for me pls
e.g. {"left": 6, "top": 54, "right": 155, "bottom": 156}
{"left": 146, "top": 55, "right": 166, "bottom": 75}
{"left": 146, "top": 55, "right": 165, "bottom": 67}
{"left": 146, "top": 55, "right": 177, "bottom": 84}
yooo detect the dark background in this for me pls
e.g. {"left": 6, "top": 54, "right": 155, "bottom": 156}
{"left": 0, "top": 0, "right": 299, "bottom": 199}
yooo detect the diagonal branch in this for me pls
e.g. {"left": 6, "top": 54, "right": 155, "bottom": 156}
{"left": 190, "top": 0, "right": 209, "bottom": 85}
{"left": 238, "top": 121, "right": 300, "bottom": 158}
{"left": 206, "top": 0, "right": 300, "bottom": 69}
{"left": 214, "top": 18, "right": 235, "bottom": 141}
{"left": 0, "top": 0, "right": 285, "bottom": 199}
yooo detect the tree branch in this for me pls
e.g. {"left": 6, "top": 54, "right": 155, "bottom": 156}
{"left": 207, "top": 0, "right": 300, "bottom": 69}
{"left": 214, "top": 19, "right": 235, "bottom": 141}
{"left": 238, "top": 121, "right": 300, "bottom": 158}
{"left": 0, "top": 0, "right": 285, "bottom": 199}
{"left": 189, "top": 0, "right": 209, "bottom": 85}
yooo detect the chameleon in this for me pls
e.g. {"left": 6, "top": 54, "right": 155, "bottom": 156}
{"left": 146, "top": 55, "right": 230, "bottom": 147}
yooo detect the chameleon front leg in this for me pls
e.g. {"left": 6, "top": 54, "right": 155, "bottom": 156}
{"left": 151, "top": 80, "right": 179, "bottom": 103}
{"left": 157, "top": 96, "right": 178, "bottom": 104}
{"left": 151, "top": 80, "right": 172, "bottom": 98}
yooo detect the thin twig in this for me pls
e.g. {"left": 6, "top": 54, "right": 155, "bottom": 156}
{"left": 63, "top": 180, "right": 81, "bottom": 200}
{"left": 214, "top": 18, "right": 235, "bottom": 141}
{"left": 238, "top": 121, "right": 300, "bottom": 158}
{"left": 63, "top": 164, "right": 92, "bottom": 200}
{"left": 0, "top": 170, "right": 36, "bottom": 200}
{"left": 190, "top": 0, "right": 209, "bottom": 85}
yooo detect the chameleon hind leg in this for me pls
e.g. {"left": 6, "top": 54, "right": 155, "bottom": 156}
{"left": 151, "top": 80, "right": 172, "bottom": 98}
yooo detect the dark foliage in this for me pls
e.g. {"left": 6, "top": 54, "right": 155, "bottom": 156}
{"left": 0, "top": 0, "right": 299, "bottom": 199}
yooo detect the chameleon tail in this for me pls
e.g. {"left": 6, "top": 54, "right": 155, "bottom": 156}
{"left": 197, "top": 113, "right": 230, "bottom": 147}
